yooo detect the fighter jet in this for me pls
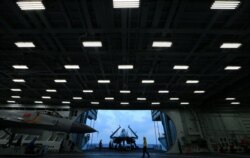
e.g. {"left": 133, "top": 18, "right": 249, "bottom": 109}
{"left": 110, "top": 126, "right": 138, "bottom": 149}
{"left": 0, "top": 110, "right": 97, "bottom": 134}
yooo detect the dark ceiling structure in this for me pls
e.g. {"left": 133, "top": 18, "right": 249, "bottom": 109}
{"left": 0, "top": 0, "right": 250, "bottom": 109}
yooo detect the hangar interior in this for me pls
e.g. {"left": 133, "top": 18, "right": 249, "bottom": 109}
{"left": 0, "top": 0, "right": 250, "bottom": 157}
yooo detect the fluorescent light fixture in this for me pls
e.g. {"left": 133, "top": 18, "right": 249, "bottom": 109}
{"left": 11, "top": 88, "right": 22, "bottom": 92}
{"left": 142, "top": 80, "right": 155, "bottom": 84}
{"left": 180, "top": 102, "right": 189, "bottom": 105}
{"left": 11, "top": 96, "right": 21, "bottom": 99}
{"left": 231, "top": 102, "right": 240, "bottom": 105}
{"left": 13, "top": 79, "right": 25, "bottom": 83}
{"left": 120, "top": 90, "right": 131, "bottom": 94}
{"left": 225, "top": 66, "right": 241, "bottom": 70}
{"left": 7, "top": 100, "right": 16, "bottom": 103}
{"left": 152, "top": 41, "right": 172, "bottom": 47}
{"left": 105, "top": 97, "right": 114, "bottom": 100}
{"left": 225, "top": 97, "right": 236, "bottom": 100}
{"left": 42, "top": 96, "right": 51, "bottom": 99}
{"left": 82, "top": 41, "right": 102, "bottom": 47}
{"left": 113, "top": 0, "right": 140, "bottom": 8}
{"left": 158, "top": 90, "right": 169, "bottom": 94}
{"left": 91, "top": 102, "right": 99, "bottom": 105}
{"left": 73, "top": 97, "right": 82, "bottom": 100}
{"left": 170, "top": 97, "right": 179, "bottom": 101}
{"left": 151, "top": 102, "right": 160, "bottom": 105}
{"left": 186, "top": 80, "right": 199, "bottom": 84}
{"left": 12, "top": 65, "right": 29, "bottom": 69}
{"left": 54, "top": 79, "right": 67, "bottom": 83}
{"left": 173, "top": 65, "right": 189, "bottom": 70}
{"left": 220, "top": 43, "right": 242, "bottom": 48}
{"left": 62, "top": 101, "right": 71, "bottom": 104}
{"left": 120, "top": 102, "right": 129, "bottom": 105}
{"left": 211, "top": 1, "right": 241, "bottom": 10}
{"left": 46, "top": 89, "right": 57, "bottom": 92}
{"left": 83, "top": 90, "right": 93, "bottom": 93}
{"left": 15, "top": 42, "right": 35, "bottom": 48}
{"left": 194, "top": 90, "right": 205, "bottom": 94}
{"left": 118, "top": 65, "right": 134, "bottom": 70}
{"left": 98, "top": 80, "right": 110, "bottom": 84}
{"left": 64, "top": 65, "right": 80, "bottom": 69}
{"left": 34, "top": 101, "right": 43, "bottom": 104}
{"left": 16, "top": 1, "right": 45, "bottom": 10}
{"left": 137, "top": 97, "right": 146, "bottom": 101}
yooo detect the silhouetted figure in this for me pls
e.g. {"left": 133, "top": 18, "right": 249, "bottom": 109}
{"left": 16, "top": 135, "right": 23, "bottom": 147}
{"left": 8, "top": 133, "right": 15, "bottom": 147}
{"left": 99, "top": 139, "right": 103, "bottom": 151}
{"left": 142, "top": 137, "right": 150, "bottom": 158}
{"left": 109, "top": 140, "right": 113, "bottom": 149}
{"left": 178, "top": 139, "right": 183, "bottom": 154}
{"left": 26, "top": 137, "right": 37, "bottom": 154}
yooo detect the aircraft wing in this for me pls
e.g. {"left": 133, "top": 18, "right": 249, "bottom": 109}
{"left": 0, "top": 112, "right": 54, "bottom": 127}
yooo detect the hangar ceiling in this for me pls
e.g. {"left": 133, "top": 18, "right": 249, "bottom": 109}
{"left": 0, "top": 0, "right": 250, "bottom": 109}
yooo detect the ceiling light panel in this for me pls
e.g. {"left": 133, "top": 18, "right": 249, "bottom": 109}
{"left": 194, "top": 90, "right": 205, "bottom": 94}
{"left": 11, "top": 96, "right": 21, "bottom": 99}
{"left": 62, "top": 101, "right": 71, "bottom": 104}
{"left": 7, "top": 100, "right": 16, "bottom": 103}
{"left": 186, "top": 80, "right": 199, "bottom": 84}
{"left": 13, "top": 79, "right": 25, "bottom": 83}
{"left": 220, "top": 43, "right": 242, "bottom": 48}
{"left": 180, "top": 102, "right": 189, "bottom": 105}
{"left": 211, "top": 1, "right": 241, "bottom": 10}
{"left": 118, "top": 65, "right": 134, "bottom": 70}
{"left": 120, "top": 102, "right": 129, "bottom": 105}
{"left": 54, "top": 79, "right": 67, "bottom": 83}
{"left": 152, "top": 41, "right": 172, "bottom": 47}
{"left": 34, "top": 101, "right": 43, "bottom": 104}
{"left": 105, "top": 97, "right": 114, "bottom": 100}
{"left": 231, "top": 102, "right": 240, "bottom": 105}
{"left": 151, "top": 102, "right": 160, "bottom": 105}
{"left": 83, "top": 90, "right": 94, "bottom": 93}
{"left": 158, "top": 90, "right": 169, "bottom": 93}
{"left": 42, "top": 96, "right": 51, "bottom": 99}
{"left": 82, "top": 41, "right": 102, "bottom": 47}
{"left": 46, "top": 89, "right": 57, "bottom": 92}
{"left": 225, "top": 98, "right": 236, "bottom": 100}
{"left": 98, "top": 80, "right": 110, "bottom": 84}
{"left": 64, "top": 65, "right": 80, "bottom": 69}
{"left": 173, "top": 65, "right": 189, "bottom": 70}
{"left": 120, "top": 90, "right": 131, "bottom": 94}
{"left": 91, "top": 102, "right": 99, "bottom": 105}
{"left": 16, "top": 1, "right": 45, "bottom": 10}
{"left": 137, "top": 98, "right": 146, "bottom": 101}
{"left": 142, "top": 80, "right": 155, "bottom": 84}
{"left": 12, "top": 65, "right": 29, "bottom": 69}
{"left": 15, "top": 42, "right": 35, "bottom": 48}
{"left": 225, "top": 66, "right": 241, "bottom": 70}
{"left": 113, "top": 0, "right": 140, "bottom": 8}
{"left": 170, "top": 98, "right": 179, "bottom": 101}
{"left": 11, "top": 88, "right": 22, "bottom": 92}
{"left": 73, "top": 97, "right": 82, "bottom": 100}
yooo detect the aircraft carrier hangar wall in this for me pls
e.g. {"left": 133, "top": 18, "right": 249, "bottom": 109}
{"left": 154, "top": 107, "right": 250, "bottom": 154}
{"left": 0, "top": 104, "right": 97, "bottom": 153}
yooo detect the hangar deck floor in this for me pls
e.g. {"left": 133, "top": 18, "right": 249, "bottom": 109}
{"left": 50, "top": 151, "right": 250, "bottom": 158}
{"left": 1, "top": 151, "right": 250, "bottom": 158}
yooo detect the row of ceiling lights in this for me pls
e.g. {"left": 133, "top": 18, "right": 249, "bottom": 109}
{"left": 14, "top": 41, "right": 243, "bottom": 49}
{"left": 9, "top": 40, "right": 242, "bottom": 105}
{"left": 6, "top": 97, "right": 239, "bottom": 106}
{"left": 6, "top": 0, "right": 242, "bottom": 106}
{"left": 16, "top": 0, "right": 241, "bottom": 10}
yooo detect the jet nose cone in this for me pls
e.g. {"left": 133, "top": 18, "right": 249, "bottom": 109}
{"left": 71, "top": 123, "right": 97, "bottom": 133}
